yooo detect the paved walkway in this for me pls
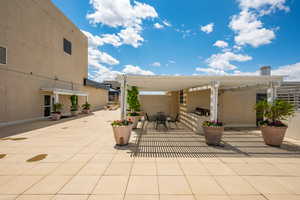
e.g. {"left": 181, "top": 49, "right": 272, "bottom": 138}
{"left": 0, "top": 110, "right": 300, "bottom": 200}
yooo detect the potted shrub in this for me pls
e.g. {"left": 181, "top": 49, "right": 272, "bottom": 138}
{"left": 202, "top": 120, "right": 224, "bottom": 146}
{"left": 82, "top": 102, "right": 91, "bottom": 114}
{"left": 111, "top": 119, "right": 133, "bottom": 146}
{"left": 51, "top": 103, "right": 63, "bottom": 120}
{"left": 127, "top": 86, "right": 141, "bottom": 129}
{"left": 255, "top": 100, "right": 295, "bottom": 146}
{"left": 70, "top": 95, "right": 79, "bottom": 116}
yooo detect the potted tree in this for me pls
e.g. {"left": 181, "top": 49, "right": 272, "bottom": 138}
{"left": 255, "top": 100, "right": 295, "bottom": 146}
{"left": 127, "top": 86, "right": 141, "bottom": 129}
{"left": 202, "top": 120, "right": 224, "bottom": 146}
{"left": 51, "top": 103, "right": 63, "bottom": 120}
{"left": 82, "top": 102, "right": 91, "bottom": 114}
{"left": 111, "top": 119, "right": 133, "bottom": 146}
{"left": 70, "top": 95, "right": 79, "bottom": 116}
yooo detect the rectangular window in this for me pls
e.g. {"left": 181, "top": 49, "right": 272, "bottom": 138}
{"left": 0, "top": 46, "right": 7, "bottom": 64}
{"left": 63, "top": 38, "right": 72, "bottom": 55}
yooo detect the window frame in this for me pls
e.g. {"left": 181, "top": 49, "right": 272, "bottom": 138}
{"left": 63, "top": 38, "right": 72, "bottom": 55}
{"left": 0, "top": 45, "right": 7, "bottom": 65}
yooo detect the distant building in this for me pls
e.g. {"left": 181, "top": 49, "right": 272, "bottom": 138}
{"left": 103, "top": 81, "right": 121, "bottom": 103}
{"left": 0, "top": 0, "right": 108, "bottom": 126}
{"left": 277, "top": 82, "right": 300, "bottom": 110}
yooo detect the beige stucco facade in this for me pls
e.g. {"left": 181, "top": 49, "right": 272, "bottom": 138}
{"left": 0, "top": 0, "right": 108, "bottom": 126}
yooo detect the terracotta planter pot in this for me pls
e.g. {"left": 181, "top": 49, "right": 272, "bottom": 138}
{"left": 127, "top": 116, "right": 141, "bottom": 129}
{"left": 261, "top": 126, "right": 287, "bottom": 146}
{"left": 51, "top": 113, "right": 61, "bottom": 121}
{"left": 82, "top": 109, "right": 91, "bottom": 114}
{"left": 112, "top": 125, "right": 133, "bottom": 146}
{"left": 203, "top": 126, "right": 224, "bottom": 146}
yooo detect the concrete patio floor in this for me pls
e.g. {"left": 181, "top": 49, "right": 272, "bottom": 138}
{"left": 0, "top": 110, "right": 300, "bottom": 200}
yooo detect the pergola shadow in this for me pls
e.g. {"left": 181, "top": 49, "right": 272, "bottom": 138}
{"left": 128, "top": 124, "right": 300, "bottom": 158}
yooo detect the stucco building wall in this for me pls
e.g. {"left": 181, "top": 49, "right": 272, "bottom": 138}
{"left": 0, "top": 0, "right": 107, "bottom": 125}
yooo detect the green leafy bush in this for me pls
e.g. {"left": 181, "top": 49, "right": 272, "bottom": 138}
{"left": 127, "top": 86, "right": 141, "bottom": 115}
{"left": 255, "top": 100, "right": 295, "bottom": 127}
{"left": 52, "top": 103, "right": 63, "bottom": 114}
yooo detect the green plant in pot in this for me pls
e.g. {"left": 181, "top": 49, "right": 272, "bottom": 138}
{"left": 82, "top": 102, "right": 91, "bottom": 114}
{"left": 70, "top": 95, "right": 79, "bottom": 116}
{"left": 51, "top": 103, "right": 63, "bottom": 120}
{"left": 202, "top": 120, "right": 224, "bottom": 146}
{"left": 127, "top": 86, "right": 141, "bottom": 128}
{"left": 255, "top": 99, "right": 295, "bottom": 146}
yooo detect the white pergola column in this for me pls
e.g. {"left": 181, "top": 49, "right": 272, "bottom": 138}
{"left": 210, "top": 81, "right": 220, "bottom": 121}
{"left": 120, "top": 75, "right": 128, "bottom": 120}
{"left": 54, "top": 93, "right": 59, "bottom": 103}
{"left": 267, "top": 82, "right": 279, "bottom": 103}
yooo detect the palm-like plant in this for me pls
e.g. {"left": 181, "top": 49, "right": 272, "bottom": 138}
{"left": 255, "top": 100, "right": 295, "bottom": 126}
{"left": 82, "top": 102, "right": 91, "bottom": 110}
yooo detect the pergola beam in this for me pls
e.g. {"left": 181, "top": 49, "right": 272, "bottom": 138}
{"left": 189, "top": 85, "right": 211, "bottom": 92}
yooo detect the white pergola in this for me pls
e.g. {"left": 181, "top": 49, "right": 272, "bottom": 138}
{"left": 116, "top": 75, "right": 284, "bottom": 121}
{"left": 40, "top": 88, "right": 89, "bottom": 103}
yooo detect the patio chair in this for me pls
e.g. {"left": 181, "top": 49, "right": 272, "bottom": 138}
{"left": 168, "top": 114, "right": 179, "bottom": 128}
{"left": 156, "top": 113, "right": 168, "bottom": 130}
{"left": 144, "top": 113, "right": 156, "bottom": 129}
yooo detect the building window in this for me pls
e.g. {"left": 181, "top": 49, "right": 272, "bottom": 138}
{"left": 179, "top": 90, "right": 184, "bottom": 104}
{"left": 63, "top": 38, "right": 72, "bottom": 55}
{"left": 0, "top": 46, "right": 7, "bottom": 64}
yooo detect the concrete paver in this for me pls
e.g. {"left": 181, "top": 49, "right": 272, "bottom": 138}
{"left": 0, "top": 110, "right": 299, "bottom": 199}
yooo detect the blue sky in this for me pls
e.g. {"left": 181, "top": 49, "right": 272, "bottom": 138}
{"left": 52, "top": 0, "right": 300, "bottom": 81}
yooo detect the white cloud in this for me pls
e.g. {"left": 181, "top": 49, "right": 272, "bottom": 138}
{"left": 150, "top": 62, "right": 161, "bottom": 67}
{"left": 89, "top": 65, "right": 121, "bottom": 82}
{"left": 117, "top": 26, "right": 144, "bottom": 48}
{"left": 195, "top": 68, "right": 228, "bottom": 75}
{"left": 99, "top": 34, "right": 122, "bottom": 47}
{"left": 87, "top": 0, "right": 158, "bottom": 28}
{"left": 82, "top": 30, "right": 122, "bottom": 47}
{"left": 82, "top": 30, "right": 120, "bottom": 66}
{"left": 162, "top": 20, "right": 172, "bottom": 27}
{"left": 154, "top": 23, "right": 164, "bottom": 29}
{"left": 229, "top": 0, "right": 289, "bottom": 48}
{"left": 122, "top": 65, "right": 155, "bottom": 75}
{"left": 168, "top": 60, "right": 176, "bottom": 64}
{"left": 272, "top": 62, "right": 300, "bottom": 81}
{"left": 206, "top": 51, "right": 252, "bottom": 70}
{"left": 86, "top": 0, "right": 158, "bottom": 48}
{"left": 200, "top": 23, "right": 214, "bottom": 34}
{"left": 213, "top": 40, "right": 229, "bottom": 48}
{"left": 229, "top": 62, "right": 300, "bottom": 81}
{"left": 238, "top": 0, "right": 289, "bottom": 14}
{"left": 229, "top": 10, "right": 275, "bottom": 47}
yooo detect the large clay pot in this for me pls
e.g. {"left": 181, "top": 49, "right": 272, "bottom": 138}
{"left": 127, "top": 116, "right": 141, "bottom": 129}
{"left": 261, "top": 126, "right": 287, "bottom": 146}
{"left": 203, "top": 126, "right": 224, "bottom": 146}
{"left": 112, "top": 125, "right": 133, "bottom": 146}
{"left": 51, "top": 113, "right": 61, "bottom": 121}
